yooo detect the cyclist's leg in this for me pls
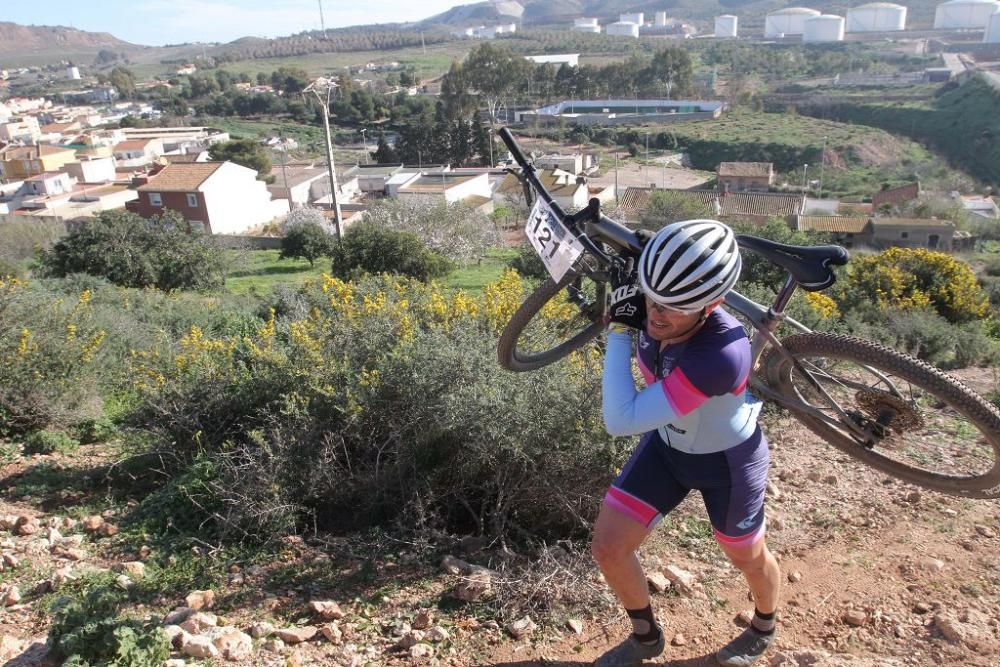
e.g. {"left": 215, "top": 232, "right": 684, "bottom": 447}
{"left": 592, "top": 431, "right": 689, "bottom": 607}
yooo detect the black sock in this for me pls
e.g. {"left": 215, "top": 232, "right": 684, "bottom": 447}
{"left": 751, "top": 608, "right": 776, "bottom": 635}
{"left": 626, "top": 604, "right": 662, "bottom": 644}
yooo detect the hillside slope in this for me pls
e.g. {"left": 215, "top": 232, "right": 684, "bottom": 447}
{"left": 0, "top": 21, "right": 136, "bottom": 56}
{"left": 796, "top": 75, "right": 1000, "bottom": 186}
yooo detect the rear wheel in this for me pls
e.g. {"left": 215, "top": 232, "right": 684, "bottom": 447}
{"left": 497, "top": 270, "right": 607, "bottom": 372}
{"left": 764, "top": 333, "right": 1000, "bottom": 498}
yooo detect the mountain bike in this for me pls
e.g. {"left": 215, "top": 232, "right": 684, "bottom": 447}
{"left": 495, "top": 126, "right": 1000, "bottom": 500}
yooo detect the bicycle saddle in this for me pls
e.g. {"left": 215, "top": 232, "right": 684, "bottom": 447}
{"left": 736, "top": 235, "right": 849, "bottom": 292}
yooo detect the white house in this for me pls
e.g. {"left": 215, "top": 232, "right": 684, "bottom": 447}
{"left": 395, "top": 172, "right": 493, "bottom": 207}
{"left": 62, "top": 156, "right": 116, "bottom": 184}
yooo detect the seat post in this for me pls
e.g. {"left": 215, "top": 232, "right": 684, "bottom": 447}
{"left": 769, "top": 274, "right": 799, "bottom": 317}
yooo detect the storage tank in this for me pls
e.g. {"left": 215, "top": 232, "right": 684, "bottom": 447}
{"left": 620, "top": 12, "right": 644, "bottom": 25}
{"left": 715, "top": 14, "right": 739, "bottom": 37}
{"left": 986, "top": 8, "right": 1000, "bottom": 40}
{"left": 934, "top": 0, "right": 1000, "bottom": 29}
{"left": 846, "top": 3, "right": 908, "bottom": 31}
{"left": 765, "top": 7, "right": 822, "bottom": 36}
{"left": 607, "top": 21, "right": 640, "bottom": 37}
{"left": 804, "top": 14, "right": 847, "bottom": 41}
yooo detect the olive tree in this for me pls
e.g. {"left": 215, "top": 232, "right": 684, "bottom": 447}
{"left": 361, "top": 199, "right": 500, "bottom": 265}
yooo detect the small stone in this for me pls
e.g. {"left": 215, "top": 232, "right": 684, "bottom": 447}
{"left": 0, "top": 516, "right": 17, "bottom": 531}
{"left": 250, "top": 621, "right": 275, "bottom": 638}
{"left": 2, "top": 586, "right": 21, "bottom": 606}
{"left": 918, "top": 557, "right": 946, "bottom": 573}
{"left": 138, "top": 545, "right": 151, "bottom": 560}
{"left": 905, "top": 490, "right": 922, "bottom": 503}
{"left": 14, "top": 516, "right": 39, "bottom": 536}
{"left": 427, "top": 626, "right": 450, "bottom": 642}
{"left": 769, "top": 515, "right": 784, "bottom": 530}
{"left": 766, "top": 481, "right": 782, "bottom": 501}
{"left": 213, "top": 628, "right": 253, "bottom": 660}
{"left": 262, "top": 638, "right": 285, "bottom": 653}
{"left": 164, "top": 625, "right": 187, "bottom": 648}
{"left": 275, "top": 626, "right": 318, "bottom": 644}
{"left": 671, "top": 632, "right": 687, "bottom": 646}
{"left": 411, "top": 608, "right": 433, "bottom": 630}
{"left": 974, "top": 525, "right": 996, "bottom": 539}
{"left": 2, "top": 553, "right": 19, "bottom": 569}
{"left": 116, "top": 561, "right": 145, "bottom": 579}
{"left": 664, "top": 565, "right": 698, "bottom": 596}
{"left": 409, "top": 643, "right": 434, "bottom": 658}
{"left": 81, "top": 515, "right": 104, "bottom": 532}
{"left": 47, "top": 527, "right": 63, "bottom": 543}
{"left": 566, "top": 618, "right": 584, "bottom": 634}
{"left": 186, "top": 589, "right": 216, "bottom": 610}
{"left": 164, "top": 659, "right": 186, "bottom": 667}
{"left": 934, "top": 613, "right": 967, "bottom": 642}
{"left": 50, "top": 566, "right": 75, "bottom": 589}
{"left": 396, "top": 630, "right": 425, "bottom": 649}
{"left": 440, "top": 554, "right": 468, "bottom": 575}
{"left": 62, "top": 547, "right": 88, "bottom": 561}
{"left": 309, "top": 599, "right": 344, "bottom": 620}
{"left": 453, "top": 569, "right": 492, "bottom": 602}
{"left": 507, "top": 616, "right": 537, "bottom": 639}
{"left": 180, "top": 611, "right": 218, "bottom": 633}
{"left": 163, "top": 606, "right": 194, "bottom": 625}
{"left": 822, "top": 475, "right": 838, "bottom": 485}
{"left": 115, "top": 574, "right": 134, "bottom": 589}
{"left": 843, "top": 609, "right": 867, "bottom": 627}
{"left": 181, "top": 634, "right": 219, "bottom": 659}
{"left": 914, "top": 602, "right": 932, "bottom": 614}
{"left": 320, "top": 622, "right": 342, "bottom": 644}
{"left": 787, "top": 570, "right": 803, "bottom": 583}
{"left": 97, "top": 523, "right": 119, "bottom": 537}
{"left": 286, "top": 649, "right": 305, "bottom": 667}
{"left": 647, "top": 572, "right": 671, "bottom": 593}
{"left": 736, "top": 610, "right": 754, "bottom": 626}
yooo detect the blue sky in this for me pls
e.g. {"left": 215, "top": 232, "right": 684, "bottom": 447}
{"left": 5, "top": 0, "right": 480, "bottom": 46}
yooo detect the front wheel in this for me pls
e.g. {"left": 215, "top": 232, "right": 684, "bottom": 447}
{"left": 497, "top": 270, "right": 607, "bottom": 372}
{"left": 764, "top": 333, "right": 1000, "bottom": 498}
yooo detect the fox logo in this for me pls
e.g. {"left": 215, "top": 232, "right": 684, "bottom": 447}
{"left": 611, "top": 284, "right": 639, "bottom": 303}
{"left": 614, "top": 302, "right": 637, "bottom": 318}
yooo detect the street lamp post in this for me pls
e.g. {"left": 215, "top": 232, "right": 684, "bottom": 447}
{"left": 801, "top": 163, "right": 809, "bottom": 193}
{"left": 304, "top": 79, "right": 343, "bottom": 242}
{"left": 360, "top": 128, "right": 369, "bottom": 165}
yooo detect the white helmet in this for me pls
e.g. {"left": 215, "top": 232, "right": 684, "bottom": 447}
{"left": 637, "top": 219, "right": 741, "bottom": 312}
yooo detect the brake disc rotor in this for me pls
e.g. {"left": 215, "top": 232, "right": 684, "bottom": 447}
{"left": 855, "top": 389, "right": 925, "bottom": 433}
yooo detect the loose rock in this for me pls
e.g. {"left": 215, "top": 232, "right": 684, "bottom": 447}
{"left": 905, "top": 490, "right": 921, "bottom": 503}
{"left": 180, "top": 611, "right": 218, "bottom": 633}
{"left": 409, "top": 643, "right": 434, "bottom": 659}
{"left": 81, "top": 515, "right": 104, "bottom": 532}
{"left": 185, "top": 589, "right": 215, "bottom": 610}
{"left": 163, "top": 625, "right": 187, "bottom": 648}
{"left": 115, "top": 561, "right": 145, "bottom": 579}
{"left": 275, "top": 626, "right": 318, "bottom": 644}
{"left": 507, "top": 616, "right": 537, "bottom": 639}
{"left": 250, "top": 621, "right": 275, "bottom": 638}
{"left": 97, "top": 523, "right": 119, "bottom": 537}
{"left": 647, "top": 572, "right": 671, "bottom": 593}
{"left": 454, "top": 569, "right": 492, "bottom": 602}
{"left": 787, "top": 570, "right": 803, "bottom": 583}
{"left": 213, "top": 628, "right": 253, "bottom": 660}
{"left": 567, "top": 618, "right": 584, "bottom": 634}
{"left": 396, "top": 630, "right": 425, "bottom": 649}
{"left": 843, "top": 609, "right": 867, "bottom": 627}
{"left": 163, "top": 607, "right": 194, "bottom": 625}
{"left": 262, "top": 638, "right": 285, "bottom": 653}
{"left": 974, "top": 524, "right": 996, "bottom": 539}
{"left": 411, "top": 608, "right": 433, "bottom": 630}
{"left": 672, "top": 633, "right": 687, "bottom": 646}
{"left": 2, "top": 586, "right": 21, "bottom": 606}
{"left": 309, "top": 599, "right": 344, "bottom": 620}
{"left": 918, "top": 557, "right": 946, "bottom": 573}
{"left": 440, "top": 554, "right": 469, "bottom": 575}
{"left": 181, "top": 634, "right": 219, "bottom": 659}
{"left": 14, "top": 516, "right": 39, "bottom": 536}
{"left": 320, "top": 622, "right": 342, "bottom": 644}
{"left": 2, "top": 553, "right": 19, "bottom": 569}
{"left": 664, "top": 565, "right": 698, "bottom": 596}
{"left": 427, "top": 626, "right": 450, "bottom": 642}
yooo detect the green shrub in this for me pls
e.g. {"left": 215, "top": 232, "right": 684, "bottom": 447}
{"left": 37, "top": 210, "right": 229, "bottom": 291}
{"left": 76, "top": 416, "right": 118, "bottom": 444}
{"left": 506, "top": 243, "right": 548, "bottom": 281}
{"left": 331, "top": 221, "right": 454, "bottom": 282}
{"left": 23, "top": 430, "right": 80, "bottom": 455}
{"left": 280, "top": 221, "right": 333, "bottom": 267}
{"left": 0, "top": 256, "right": 24, "bottom": 279}
{"left": 48, "top": 585, "right": 170, "bottom": 667}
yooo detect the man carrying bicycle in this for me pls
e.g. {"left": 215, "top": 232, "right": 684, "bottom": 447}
{"left": 593, "top": 220, "right": 781, "bottom": 667}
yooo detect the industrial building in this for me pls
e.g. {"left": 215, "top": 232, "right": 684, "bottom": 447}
{"left": 987, "top": 8, "right": 1000, "bottom": 40}
{"left": 934, "top": 0, "right": 1000, "bottom": 29}
{"left": 846, "top": 3, "right": 908, "bottom": 32}
{"left": 606, "top": 21, "right": 640, "bottom": 37}
{"left": 516, "top": 99, "right": 724, "bottom": 126}
{"left": 715, "top": 15, "right": 739, "bottom": 37}
{"left": 573, "top": 17, "right": 600, "bottom": 33}
{"left": 765, "top": 7, "right": 822, "bottom": 36}
{"left": 804, "top": 14, "right": 847, "bottom": 42}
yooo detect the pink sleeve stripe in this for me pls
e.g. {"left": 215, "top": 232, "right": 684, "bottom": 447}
{"left": 713, "top": 519, "right": 766, "bottom": 548}
{"left": 637, "top": 355, "right": 655, "bottom": 386}
{"left": 661, "top": 368, "right": 710, "bottom": 417}
{"left": 604, "top": 486, "right": 660, "bottom": 528}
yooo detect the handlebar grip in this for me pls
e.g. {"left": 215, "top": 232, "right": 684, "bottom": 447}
{"left": 498, "top": 127, "right": 530, "bottom": 170}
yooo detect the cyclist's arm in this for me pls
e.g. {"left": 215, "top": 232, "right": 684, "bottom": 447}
{"left": 602, "top": 331, "right": 680, "bottom": 436}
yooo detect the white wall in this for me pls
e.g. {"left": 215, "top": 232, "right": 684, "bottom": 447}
{"left": 63, "top": 157, "right": 116, "bottom": 183}
{"left": 201, "top": 162, "right": 289, "bottom": 234}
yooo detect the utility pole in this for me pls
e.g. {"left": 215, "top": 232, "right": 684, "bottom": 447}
{"left": 279, "top": 131, "right": 292, "bottom": 212}
{"left": 304, "top": 80, "right": 342, "bottom": 240}
{"left": 645, "top": 132, "right": 650, "bottom": 186}
{"left": 488, "top": 126, "right": 494, "bottom": 167}
{"left": 801, "top": 163, "right": 808, "bottom": 193}
{"left": 360, "top": 128, "right": 368, "bottom": 164}
{"left": 317, "top": 0, "right": 328, "bottom": 39}
{"left": 614, "top": 150, "right": 620, "bottom": 205}
{"left": 818, "top": 135, "right": 827, "bottom": 198}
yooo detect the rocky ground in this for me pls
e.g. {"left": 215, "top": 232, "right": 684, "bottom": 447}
{"left": 0, "top": 370, "right": 998, "bottom": 667}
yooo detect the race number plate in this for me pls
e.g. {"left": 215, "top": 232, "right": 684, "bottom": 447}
{"left": 525, "top": 197, "right": 584, "bottom": 282}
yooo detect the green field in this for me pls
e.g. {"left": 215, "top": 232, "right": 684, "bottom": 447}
{"left": 223, "top": 247, "right": 515, "bottom": 296}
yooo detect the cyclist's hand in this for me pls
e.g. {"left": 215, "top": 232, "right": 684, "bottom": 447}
{"left": 634, "top": 228, "right": 655, "bottom": 248}
{"left": 606, "top": 258, "right": 645, "bottom": 331}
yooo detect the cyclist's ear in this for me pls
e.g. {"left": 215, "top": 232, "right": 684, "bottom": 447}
{"left": 704, "top": 298, "right": 726, "bottom": 314}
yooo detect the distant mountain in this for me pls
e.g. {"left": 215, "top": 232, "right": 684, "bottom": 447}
{"left": 0, "top": 22, "right": 137, "bottom": 57}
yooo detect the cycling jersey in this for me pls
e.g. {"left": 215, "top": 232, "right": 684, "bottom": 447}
{"left": 602, "top": 308, "right": 768, "bottom": 545}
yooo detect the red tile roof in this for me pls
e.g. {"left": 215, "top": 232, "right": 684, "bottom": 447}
{"left": 717, "top": 162, "right": 773, "bottom": 178}
{"left": 136, "top": 162, "right": 226, "bottom": 192}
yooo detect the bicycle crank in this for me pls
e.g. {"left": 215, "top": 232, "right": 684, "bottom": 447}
{"left": 854, "top": 389, "right": 925, "bottom": 438}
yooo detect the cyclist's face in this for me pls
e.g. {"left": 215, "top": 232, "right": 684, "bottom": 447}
{"left": 644, "top": 298, "right": 702, "bottom": 341}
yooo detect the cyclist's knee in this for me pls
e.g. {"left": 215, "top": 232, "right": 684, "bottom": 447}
{"left": 591, "top": 533, "right": 632, "bottom": 566}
